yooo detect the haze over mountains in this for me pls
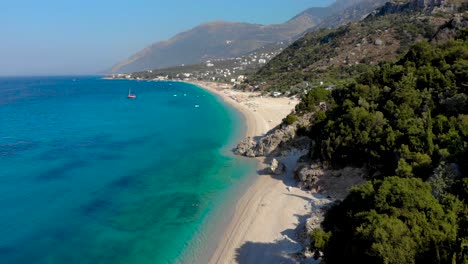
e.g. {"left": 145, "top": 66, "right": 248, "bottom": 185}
{"left": 110, "top": 0, "right": 387, "bottom": 74}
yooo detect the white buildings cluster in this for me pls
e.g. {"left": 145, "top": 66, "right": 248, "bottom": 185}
{"left": 115, "top": 45, "right": 287, "bottom": 84}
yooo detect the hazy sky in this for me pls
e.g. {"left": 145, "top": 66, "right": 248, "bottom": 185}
{"left": 0, "top": 0, "right": 334, "bottom": 76}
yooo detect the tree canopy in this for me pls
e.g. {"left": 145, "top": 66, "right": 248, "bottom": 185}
{"left": 312, "top": 177, "right": 463, "bottom": 264}
{"left": 309, "top": 37, "right": 467, "bottom": 178}
{"left": 307, "top": 31, "right": 468, "bottom": 264}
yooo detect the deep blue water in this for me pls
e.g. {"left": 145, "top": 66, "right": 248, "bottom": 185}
{"left": 0, "top": 76, "right": 255, "bottom": 263}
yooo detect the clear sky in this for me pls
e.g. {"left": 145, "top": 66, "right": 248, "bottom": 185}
{"left": 0, "top": 0, "right": 335, "bottom": 76}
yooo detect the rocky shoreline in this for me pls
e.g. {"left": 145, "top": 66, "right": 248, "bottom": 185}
{"left": 234, "top": 113, "right": 366, "bottom": 262}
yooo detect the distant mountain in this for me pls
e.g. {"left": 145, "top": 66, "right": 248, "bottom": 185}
{"left": 110, "top": 14, "right": 322, "bottom": 74}
{"left": 109, "top": 0, "right": 386, "bottom": 74}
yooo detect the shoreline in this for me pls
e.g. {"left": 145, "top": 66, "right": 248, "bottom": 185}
{"left": 186, "top": 81, "right": 273, "bottom": 138}
{"left": 188, "top": 81, "right": 318, "bottom": 263}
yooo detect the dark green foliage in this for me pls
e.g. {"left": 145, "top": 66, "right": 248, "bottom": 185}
{"left": 317, "top": 177, "right": 461, "bottom": 264}
{"left": 283, "top": 114, "right": 298, "bottom": 125}
{"left": 307, "top": 33, "right": 468, "bottom": 264}
{"left": 249, "top": 13, "right": 442, "bottom": 93}
{"left": 295, "top": 87, "right": 331, "bottom": 113}
{"left": 310, "top": 229, "right": 331, "bottom": 257}
{"left": 311, "top": 38, "right": 468, "bottom": 177}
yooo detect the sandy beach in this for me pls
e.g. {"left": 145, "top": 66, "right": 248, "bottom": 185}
{"left": 189, "top": 81, "right": 319, "bottom": 264}
{"left": 188, "top": 81, "right": 294, "bottom": 138}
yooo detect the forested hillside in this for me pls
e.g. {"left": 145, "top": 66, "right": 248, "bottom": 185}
{"left": 246, "top": 2, "right": 467, "bottom": 93}
{"left": 301, "top": 28, "right": 468, "bottom": 263}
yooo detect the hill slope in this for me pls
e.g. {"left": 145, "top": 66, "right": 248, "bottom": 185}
{"left": 110, "top": 0, "right": 387, "bottom": 74}
{"left": 110, "top": 14, "right": 322, "bottom": 73}
{"left": 246, "top": 0, "right": 466, "bottom": 93}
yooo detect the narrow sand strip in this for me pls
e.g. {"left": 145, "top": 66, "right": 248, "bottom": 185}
{"left": 189, "top": 81, "right": 316, "bottom": 264}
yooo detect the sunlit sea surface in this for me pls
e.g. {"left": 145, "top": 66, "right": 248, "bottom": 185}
{"left": 0, "top": 76, "right": 255, "bottom": 263}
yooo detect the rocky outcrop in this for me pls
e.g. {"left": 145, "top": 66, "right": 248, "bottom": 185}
{"left": 295, "top": 163, "right": 324, "bottom": 190}
{"left": 295, "top": 162, "right": 367, "bottom": 261}
{"left": 294, "top": 162, "right": 367, "bottom": 200}
{"left": 297, "top": 196, "right": 336, "bottom": 260}
{"left": 269, "top": 158, "right": 286, "bottom": 175}
{"left": 235, "top": 114, "right": 313, "bottom": 158}
{"left": 235, "top": 137, "right": 257, "bottom": 157}
{"left": 431, "top": 15, "right": 468, "bottom": 43}
{"left": 255, "top": 124, "right": 298, "bottom": 156}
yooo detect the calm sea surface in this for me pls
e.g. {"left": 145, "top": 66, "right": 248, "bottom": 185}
{"left": 0, "top": 76, "right": 255, "bottom": 263}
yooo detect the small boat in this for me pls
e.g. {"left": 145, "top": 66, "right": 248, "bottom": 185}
{"left": 127, "top": 89, "right": 136, "bottom": 99}
{"left": 195, "top": 105, "right": 200, "bottom": 108}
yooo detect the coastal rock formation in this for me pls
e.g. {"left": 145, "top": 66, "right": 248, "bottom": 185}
{"left": 235, "top": 130, "right": 312, "bottom": 157}
{"left": 294, "top": 163, "right": 324, "bottom": 190}
{"left": 254, "top": 125, "right": 297, "bottom": 156}
{"left": 299, "top": 199, "right": 337, "bottom": 261}
{"left": 269, "top": 158, "right": 286, "bottom": 175}
{"left": 294, "top": 162, "right": 367, "bottom": 200}
{"left": 235, "top": 137, "right": 257, "bottom": 157}
{"left": 294, "top": 163, "right": 367, "bottom": 261}
{"left": 235, "top": 114, "right": 313, "bottom": 157}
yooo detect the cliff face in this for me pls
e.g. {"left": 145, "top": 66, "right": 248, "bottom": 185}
{"left": 235, "top": 114, "right": 313, "bottom": 158}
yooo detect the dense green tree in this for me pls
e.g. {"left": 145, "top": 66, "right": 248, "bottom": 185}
{"left": 314, "top": 177, "right": 461, "bottom": 264}
{"left": 295, "top": 87, "right": 331, "bottom": 113}
{"left": 307, "top": 37, "right": 468, "bottom": 177}
{"left": 307, "top": 34, "right": 468, "bottom": 264}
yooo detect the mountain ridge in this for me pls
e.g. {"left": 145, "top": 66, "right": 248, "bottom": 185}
{"left": 246, "top": 0, "right": 466, "bottom": 92}
{"left": 110, "top": 14, "right": 320, "bottom": 73}
{"left": 110, "top": 0, "right": 384, "bottom": 74}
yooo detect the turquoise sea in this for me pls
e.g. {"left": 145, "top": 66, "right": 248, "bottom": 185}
{"left": 0, "top": 76, "right": 256, "bottom": 263}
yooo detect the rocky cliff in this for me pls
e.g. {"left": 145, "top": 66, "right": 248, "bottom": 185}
{"left": 235, "top": 114, "right": 312, "bottom": 157}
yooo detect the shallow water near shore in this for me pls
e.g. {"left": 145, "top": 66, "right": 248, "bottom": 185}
{"left": 0, "top": 76, "right": 256, "bottom": 263}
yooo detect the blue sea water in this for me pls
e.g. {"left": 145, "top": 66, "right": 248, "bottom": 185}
{"left": 0, "top": 76, "right": 256, "bottom": 263}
